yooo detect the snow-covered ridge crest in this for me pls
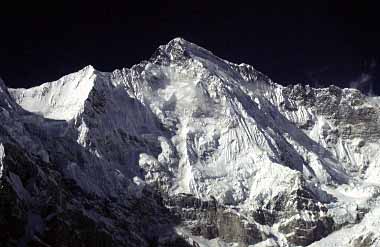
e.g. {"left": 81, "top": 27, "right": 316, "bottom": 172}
{"left": 9, "top": 65, "right": 96, "bottom": 120}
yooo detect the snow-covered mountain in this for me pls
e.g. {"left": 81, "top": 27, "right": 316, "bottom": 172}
{"left": 1, "top": 38, "right": 380, "bottom": 246}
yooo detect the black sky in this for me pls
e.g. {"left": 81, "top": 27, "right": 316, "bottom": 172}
{"left": 1, "top": 1, "right": 379, "bottom": 94}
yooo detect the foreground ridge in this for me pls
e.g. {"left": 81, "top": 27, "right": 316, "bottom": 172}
{"left": 0, "top": 38, "right": 380, "bottom": 246}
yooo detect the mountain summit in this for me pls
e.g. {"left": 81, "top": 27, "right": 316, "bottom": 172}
{"left": 1, "top": 38, "right": 380, "bottom": 246}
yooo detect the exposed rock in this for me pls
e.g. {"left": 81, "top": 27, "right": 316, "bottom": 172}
{"left": 166, "top": 194, "right": 265, "bottom": 246}
{"left": 279, "top": 216, "right": 334, "bottom": 246}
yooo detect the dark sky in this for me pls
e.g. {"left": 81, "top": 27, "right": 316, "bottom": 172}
{"left": 1, "top": 1, "right": 379, "bottom": 94}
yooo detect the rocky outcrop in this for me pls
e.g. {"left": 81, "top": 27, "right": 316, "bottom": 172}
{"left": 282, "top": 84, "right": 380, "bottom": 140}
{"left": 165, "top": 190, "right": 334, "bottom": 246}
{"left": 279, "top": 216, "right": 334, "bottom": 246}
{"left": 166, "top": 193, "right": 265, "bottom": 246}
{"left": 349, "top": 232, "right": 379, "bottom": 247}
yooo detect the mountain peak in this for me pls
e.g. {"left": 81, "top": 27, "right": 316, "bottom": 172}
{"left": 149, "top": 37, "right": 216, "bottom": 65}
{"left": 168, "top": 37, "right": 187, "bottom": 45}
{"left": 82, "top": 64, "right": 97, "bottom": 74}
{"left": 167, "top": 37, "right": 214, "bottom": 55}
{"left": 2, "top": 40, "right": 380, "bottom": 246}
{"left": 9, "top": 65, "right": 97, "bottom": 120}
{"left": 166, "top": 37, "right": 199, "bottom": 48}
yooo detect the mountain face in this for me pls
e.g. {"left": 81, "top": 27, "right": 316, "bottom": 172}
{"left": 1, "top": 38, "right": 380, "bottom": 247}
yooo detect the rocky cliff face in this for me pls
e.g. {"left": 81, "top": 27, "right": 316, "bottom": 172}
{"left": 1, "top": 38, "right": 380, "bottom": 246}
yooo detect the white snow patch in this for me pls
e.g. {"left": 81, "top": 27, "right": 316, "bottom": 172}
{"left": 128, "top": 176, "right": 146, "bottom": 198}
{"left": 175, "top": 227, "right": 238, "bottom": 247}
{"left": 0, "top": 143, "right": 4, "bottom": 178}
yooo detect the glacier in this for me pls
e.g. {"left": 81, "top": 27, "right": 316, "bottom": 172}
{"left": 0, "top": 37, "right": 379, "bottom": 246}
